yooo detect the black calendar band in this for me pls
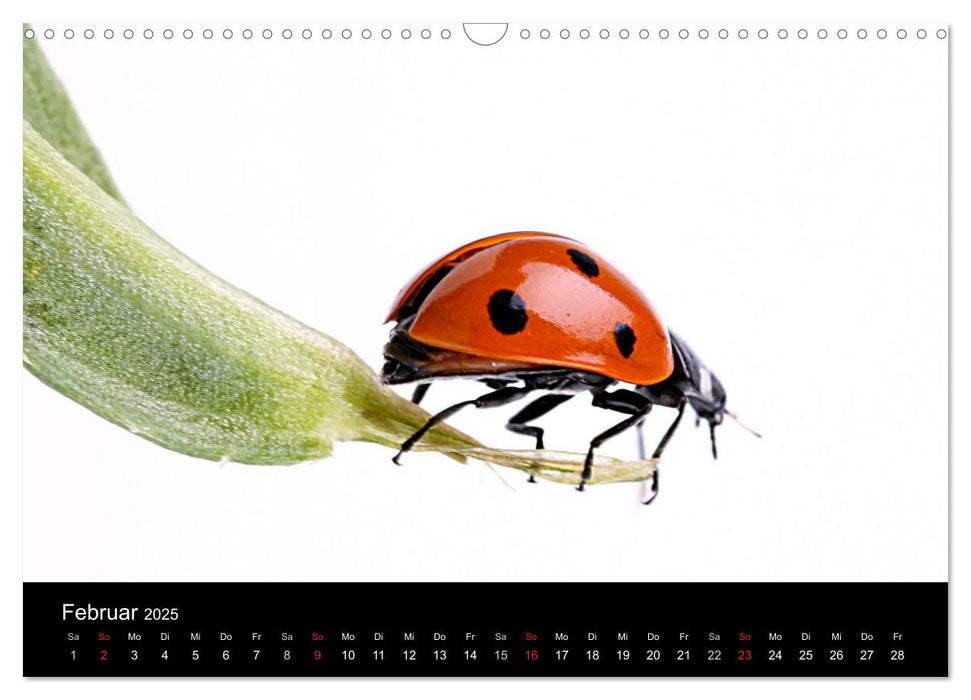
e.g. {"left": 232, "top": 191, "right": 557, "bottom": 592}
{"left": 23, "top": 581, "right": 947, "bottom": 677}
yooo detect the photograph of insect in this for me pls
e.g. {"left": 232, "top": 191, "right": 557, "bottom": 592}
{"left": 381, "top": 232, "right": 759, "bottom": 502}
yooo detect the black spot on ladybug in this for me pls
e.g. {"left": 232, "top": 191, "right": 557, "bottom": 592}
{"left": 614, "top": 322, "right": 637, "bottom": 358}
{"left": 488, "top": 289, "right": 529, "bottom": 335}
{"left": 567, "top": 248, "right": 600, "bottom": 278}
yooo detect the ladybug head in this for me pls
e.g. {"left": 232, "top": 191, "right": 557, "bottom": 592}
{"left": 691, "top": 383, "right": 761, "bottom": 460}
{"left": 669, "top": 332, "right": 730, "bottom": 458}
{"left": 669, "top": 333, "right": 761, "bottom": 459}
{"left": 688, "top": 369, "right": 727, "bottom": 459}
{"left": 688, "top": 366, "right": 726, "bottom": 420}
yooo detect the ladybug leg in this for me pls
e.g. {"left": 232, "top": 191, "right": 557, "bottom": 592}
{"left": 651, "top": 398, "right": 687, "bottom": 460}
{"left": 580, "top": 407, "right": 653, "bottom": 491}
{"left": 580, "top": 390, "right": 653, "bottom": 491}
{"left": 392, "top": 386, "right": 533, "bottom": 464}
{"left": 505, "top": 394, "right": 574, "bottom": 483}
{"left": 637, "top": 399, "right": 687, "bottom": 506}
{"left": 635, "top": 421, "right": 646, "bottom": 460}
{"left": 506, "top": 394, "right": 574, "bottom": 450}
{"left": 410, "top": 383, "right": 431, "bottom": 405}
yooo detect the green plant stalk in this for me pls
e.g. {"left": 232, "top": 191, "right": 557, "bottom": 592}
{"left": 23, "top": 122, "right": 655, "bottom": 484}
{"left": 23, "top": 120, "right": 463, "bottom": 464}
{"left": 21, "top": 32, "right": 656, "bottom": 486}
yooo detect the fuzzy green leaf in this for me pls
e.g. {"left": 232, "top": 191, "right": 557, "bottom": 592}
{"left": 23, "top": 29, "right": 121, "bottom": 200}
{"left": 21, "top": 36, "right": 656, "bottom": 487}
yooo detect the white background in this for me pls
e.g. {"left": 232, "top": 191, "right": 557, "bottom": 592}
{"left": 21, "top": 19, "right": 948, "bottom": 583}
{"left": 3, "top": 2, "right": 966, "bottom": 700}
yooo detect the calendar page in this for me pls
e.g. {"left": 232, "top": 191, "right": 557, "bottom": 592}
{"left": 21, "top": 20, "right": 948, "bottom": 677}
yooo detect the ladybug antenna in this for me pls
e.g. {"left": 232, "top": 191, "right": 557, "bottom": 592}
{"left": 724, "top": 409, "right": 763, "bottom": 439}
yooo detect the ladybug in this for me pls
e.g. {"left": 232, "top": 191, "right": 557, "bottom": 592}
{"left": 381, "top": 232, "right": 756, "bottom": 502}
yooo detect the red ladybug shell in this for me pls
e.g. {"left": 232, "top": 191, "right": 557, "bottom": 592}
{"left": 392, "top": 232, "right": 674, "bottom": 386}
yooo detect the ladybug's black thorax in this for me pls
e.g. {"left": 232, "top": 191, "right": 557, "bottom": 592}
{"left": 639, "top": 331, "right": 726, "bottom": 418}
